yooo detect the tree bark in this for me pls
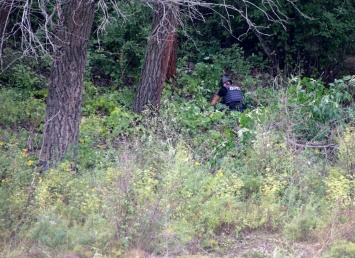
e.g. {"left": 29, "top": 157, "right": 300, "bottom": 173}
{"left": 166, "top": 31, "right": 178, "bottom": 80}
{"left": 133, "top": 3, "right": 179, "bottom": 114}
{"left": 41, "top": 0, "right": 95, "bottom": 162}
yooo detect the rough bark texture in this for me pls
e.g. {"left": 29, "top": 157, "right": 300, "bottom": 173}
{"left": 166, "top": 31, "right": 178, "bottom": 80}
{"left": 41, "top": 0, "right": 95, "bottom": 162}
{"left": 133, "top": 3, "right": 179, "bottom": 114}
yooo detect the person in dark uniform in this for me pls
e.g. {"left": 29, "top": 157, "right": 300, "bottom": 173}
{"left": 210, "top": 76, "right": 246, "bottom": 112}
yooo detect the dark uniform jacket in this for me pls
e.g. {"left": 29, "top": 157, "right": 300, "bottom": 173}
{"left": 217, "top": 85, "right": 245, "bottom": 111}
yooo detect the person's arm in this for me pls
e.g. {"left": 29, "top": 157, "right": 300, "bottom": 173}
{"left": 210, "top": 95, "right": 221, "bottom": 106}
{"left": 211, "top": 87, "right": 226, "bottom": 106}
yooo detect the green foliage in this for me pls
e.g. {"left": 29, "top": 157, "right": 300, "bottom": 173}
{"left": 337, "top": 127, "right": 355, "bottom": 169}
{"left": 288, "top": 76, "right": 353, "bottom": 121}
{"left": 175, "top": 62, "right": 222, "bottom": 105}
{"left": 324, "top": 241, "right": 355, "bottom": 258}
{"left": 88, "top": 3, "right": 151, "bottom": 84}
{"left": 279, "top": 76, "right": 355, "bottom": 142}
{"left": 159, "top": 100, "right": 242, "bottom": 170}
{"left": 212, "top": 45, "right": 253, "bottom": 82}
{"left": 0, "top": 135, "right": 35, "bottom": 242}
{"left": 324, "top": 168, "right": 352, "bottom": 207}
{"left": 322, "top": 127, "right": 355, "bottom": 208}
{"left": 295, "top": 0, "right": 355, "bottom": 79}
{"left": 160, "top": 47, "right": 266, "bottom": 167}
{"left": 82, "top": 81, "right": 135, "bottom": 115}
{"left": 0, "top": 62, "right": 47, "bottom": 93}
{"left": 0, "top": 88, "right": 46, "bottom": 129}
{"left": 2, "top": 68, "right": 355, "bottom": 256}
{"left": 284, "top": 199, "right": 323, "bottom": 242}
{"left": 0, "top": 72, "right": 353, "bottom": 256}
{"left": 11, "top": 64, "right": 46, "bottom": 90}
{"left": 79, "top": 107, "right": 138, "bottom": 169}
{"left": 175, "top": 44, "right": 254, "bottom": 104}
{"left": 1, "top": 35, "right": 355, "bottom": 256}
{"left": 240, "top": 0, "right": 355, "bottom": 80}
{"left": 1, "top": 0, "right": 355, "bottom": 255}
{"left": 80, "top": 81, "right": 138, "bottom": 159}
{"left": 28, "top": 162, "right": 113, "bottom": 254}
{"left": 80, "top": 105, "right": 137, "bottom": 136}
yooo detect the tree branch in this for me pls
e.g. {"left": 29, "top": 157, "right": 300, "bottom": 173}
{"left": 286, "top": 138, "right": 337, "bottom": 149}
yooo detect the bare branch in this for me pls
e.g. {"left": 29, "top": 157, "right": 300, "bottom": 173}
{"left": 0, "top": 0, "right": 308, "bottom": 65}
{"left": 287, "top": 138, "right": 337, "bottom": 149}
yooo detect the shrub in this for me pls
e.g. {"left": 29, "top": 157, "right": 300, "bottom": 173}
{"left": 285, "top": 76, "right": 355, "bottom": 142}
{"left": 0, "top": 62, "right": 47, "bottom": 92}
{"left": 284, "top": 198, "right": 324, "bottom": 242}
{"left": 0, "top": 136, "right": 36, "bottom": 243}
{"left": 324, "top": 241, "right": 355, "bottom": 258}
{"left": 0, "top": 88, "right": 45, "bottom": 130}
{"left": 1, "top": 72, "right": 355, "bottom": 257}
{"left": 29, "top": 161, "right": 114, "bottom": 254}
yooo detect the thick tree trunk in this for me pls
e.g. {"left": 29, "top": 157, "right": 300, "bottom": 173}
{"left": 133, "top": 3, "right": 179, "bottom": 114}
{"left": 41, "top": 0, "right": 95, "bottom": 162}
{"left": 166, "top": 31, "right": 178, "bottom": 80}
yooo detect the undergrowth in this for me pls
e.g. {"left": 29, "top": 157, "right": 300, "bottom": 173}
{"left": 0, "top": 74, "right": 354, "bottom": 257}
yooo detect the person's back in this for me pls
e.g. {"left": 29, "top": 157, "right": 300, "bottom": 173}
{"left": 222, "top": 84, "right": 244, "bottom": 110}
{"left": 211, "top": 76, "right": 245, "bottom": 112}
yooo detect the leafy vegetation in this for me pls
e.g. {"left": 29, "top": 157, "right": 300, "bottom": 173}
{"left": 0, "top": 57, "right": 354, "bottom": 256}
{"left": 0, "top": 0, "right": 354, "bottom": 256}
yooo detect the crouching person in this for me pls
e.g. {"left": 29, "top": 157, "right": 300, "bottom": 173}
{"left": 211, "top": 76, "right": 246, "bottom": 112}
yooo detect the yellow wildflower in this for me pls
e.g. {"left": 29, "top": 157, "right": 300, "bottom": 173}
{"left": 0, "top": 141, "right": 3, "bottom": 146}
{"left": 22, "top": 148, "right": 28, "bottom": 157}
{"left": 195, "top": 161, "right": 200, "bottom": 166}
{"left": 28, "top": 160, "right": 34, "bottom": 166}
{"left": 79, "top": 139, "right": 85, "bottom": 144}
{"left": 216, "top": 170, "right": 224, "bottom": 177}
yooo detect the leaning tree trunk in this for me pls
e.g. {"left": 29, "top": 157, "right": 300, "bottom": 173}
{"left": 133, "top": 3, "right": 179, "bottom": 114}
{"left": 41, "top": 0, "right": 95, "bottom": 162}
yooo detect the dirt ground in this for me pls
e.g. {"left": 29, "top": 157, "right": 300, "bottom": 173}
{"left": 120, "top": 232, "right": 324, "bottom": 258}
{"left": 214, "top": 232, "right": 321, "bottom": 258}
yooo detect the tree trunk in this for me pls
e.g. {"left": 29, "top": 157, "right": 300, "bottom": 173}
{"left": 166, "top": 31, "right": 178, "bottom": 80}
{"left": 133, "top": 3, "right": 179, "bottom": 114}
{"left": 41, "top": 0, "right": 95, "bottom": 162}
